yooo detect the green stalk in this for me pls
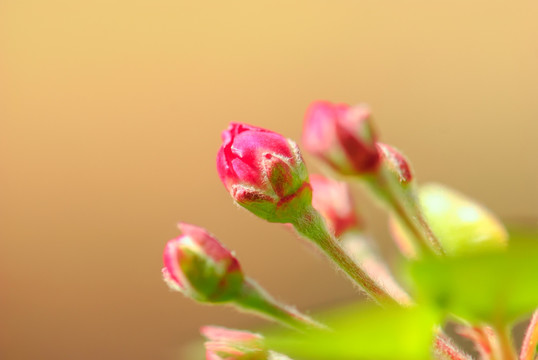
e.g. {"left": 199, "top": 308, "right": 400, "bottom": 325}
{"left": 341, "top": 231, "right": 412, "bottom": 306}
{"left": 520, "top": 311, "right": 538, "bottom": 360}
{"left": 363, "top": 166, "right": 445, "bottom": 257}
{"left": 292, "top": 206, "right": 399, "bottom": 306}
{"left": 474, "top": 326, "right": 498, "bottom": 360}
{"left": 493, "top": 324, "right": 516, "bottom": 360}
{"left": 434, "top": 330, "right": 473, "bottom": 360}
{"left": 233, "top": 278, "right": 326, "bottom": 332}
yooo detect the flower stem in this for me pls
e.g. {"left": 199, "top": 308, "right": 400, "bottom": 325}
{"left": 458, "top": 325, "right": 497, "bottom": 360}
{"left": 493, "top": 324, "right": 516, "bottom": 360}
{"left": 340, "top": 231, "right": 412, "bottom": 306}
{"left": 292, "top": 207, "right": 399, "bottom": 306}
{"left": 233, "top": 278, "right": 326, "bottom": 331}
{"left": 519, "top": 311, "right": 538, "bottom": 360}
{"left": 434, "top": 330, "right": 473, "bottom": 360}
{"left": 363, "top": 166, "right": 445, "bottom": 257}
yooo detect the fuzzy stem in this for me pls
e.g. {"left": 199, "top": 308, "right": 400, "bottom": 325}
{"left": 520, "top": 311, "right": 538, "bottom": 360}
{"left": 233, "top": 278, "right": 325, "bottom": 331}
{"left": 467, "top": 326, "right": 497, "bottom": 360}
{"left": 292, "top": 207, "right": 399, "bottom": 306}
{"left": 340, "top": 231, "right": 412, "bottom": 306}
{"left": 434, "top": 330, "right": 474, "bottom": 360}
{"left": 493, "top": 324, "right": 517, "bottom": 360}
{"left": 363, "top": 167, "right": 445, "bottom": 257}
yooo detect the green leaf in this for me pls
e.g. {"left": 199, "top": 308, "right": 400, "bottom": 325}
{"left": 409, "top": 242, "right": 538, "bottom": 324}
{"left": 507, "top": 226, "right": 538, "bottom": 244}
{"left": 265, "top": 304, "right": 438, "bottom": 360}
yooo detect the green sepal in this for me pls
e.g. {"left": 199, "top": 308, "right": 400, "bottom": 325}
{"left": 180, "top": 247, "right": 244, "bottom": 303}
{"left": 234, "top": 183, "right": 313, "bottom": 224}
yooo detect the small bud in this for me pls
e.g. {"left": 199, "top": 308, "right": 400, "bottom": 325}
{"left": 217, "top": 123, "right": 312, "bottom": 223}
{"left": 310, "top": 174, "right": 361, "bottom": 237}
{"left": 302, "top": 101, "right": 380, "bottom": 175}
{"left": 162, "top": 223, "right": 244, "bottom": 302}
{"left": 202, "top": 326, "right": 293, "bottom": 360}
{"left": 202, "top": 326, "right": 267, "bottom": 360}
{"left": 202, "top": 326, "right": 264, "bottom": 344}
{"left": 376, "top": 143, "right": 413, "bottom": 184}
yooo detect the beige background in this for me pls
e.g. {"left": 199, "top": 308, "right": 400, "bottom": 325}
{"left": 1, "top": 1, "right": 538, "bottom": 359}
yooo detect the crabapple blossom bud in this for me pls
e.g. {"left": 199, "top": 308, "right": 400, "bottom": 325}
{"left": 202, "top": 326, "right": 267, "bottom": 360}
{"left": 202, "top": 326, "right": 264, "bottom": 344}
{"left": 376, "top": 143, "right": 413, "bottom": 184}
{"left": 162, "top": 223, "right": 244, "bottom": 302}
{"left": 217, "top": 123, "right": 312, "bottom": 223}
{"left": 302, "top": 101, "right": 381, "bottom": 175}
{"left": 202, "top": 326, "right": 292, "bottom": 360}
{"left": 310, "top": 174, "right": 361, "bottom": 237}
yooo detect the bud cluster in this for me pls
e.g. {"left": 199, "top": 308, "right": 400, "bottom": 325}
{"left": 159, "top": 99, "right": 515, "bottom": 360}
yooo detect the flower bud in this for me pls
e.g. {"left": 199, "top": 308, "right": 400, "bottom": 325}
{"left": 162, "top": 223, "right": 244, "bottom": 303}
{"left": 376, "top": 143, "right": 413, "bottom": 184}
{"left": 202, "top": 326, "right": 291, "bottom": 360}
{"left": 217, "top": 122, "right": 312, "bottom": 223}
{"left": 302, "top": 101, "right": 381, "bottom": 175}
{"left": 202, "top": 326, "right": 266, "bottom": 360}
{"left": 310, "top": 174, "right": 361, "bottom": 237}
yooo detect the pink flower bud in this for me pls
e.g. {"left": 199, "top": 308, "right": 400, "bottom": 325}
{"left": 302, "top": 101, "right": 381, "bottom": 175}
{"left": 202, "top": 326, "right": 263, "bottom": 343}
{"left": 310, "top": 174, "right": 361, "bottom": 237}
{"left": 376, "top": 143, "right": 413, "bottom": 184}
{"left": 201, "top": 326, "right": 266, "bottom": 360}
{"left": 217, "top": 123, "right": 312, "bottom": 223}
{"left": 162, "top": 223, "right": 244, "bottom": 303}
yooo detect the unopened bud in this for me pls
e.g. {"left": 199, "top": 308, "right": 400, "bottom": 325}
{"left": 217, "top": 123, "right": 312, "bottom": 223}
{"left": 202, "top": 326, "right": 292, "bottom": 360}
{"left": 310, "top": 174, "right": 361, "bottom": 237}
{"left": 162, "top": 223, "right": 244, "bottom": 302}
{"left": 202, "top": 326, "right": 266, "bottom": 360}
{"left": 302, "top": 101, "right": 380, "bottom": 175}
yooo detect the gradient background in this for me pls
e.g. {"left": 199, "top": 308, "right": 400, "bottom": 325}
{"left": 2, "top": 1, "right": 538, "bottom": 359}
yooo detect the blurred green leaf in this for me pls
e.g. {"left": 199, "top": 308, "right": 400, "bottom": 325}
{"left": 265, "top": 304, "right": 438, "bottom": 360}
{"left": 507, "top": 225, "right": 538, "bottom": 243}
{"left": 409, "top": 242, "right": 538, "bottom": 324}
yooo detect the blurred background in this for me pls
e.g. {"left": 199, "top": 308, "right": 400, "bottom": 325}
{"left": 1, "top": 1, "right": 538, "bottom": 359}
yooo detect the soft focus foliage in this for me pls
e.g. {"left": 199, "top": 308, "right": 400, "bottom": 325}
{"left": 266, "top": 304, "right": 438, "bottom": 360}
{"left": 168, "top": 102, "right": 538, "bottom": 360}
{"left": 410, "top": 243, "right": 538, "bottom": 323}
